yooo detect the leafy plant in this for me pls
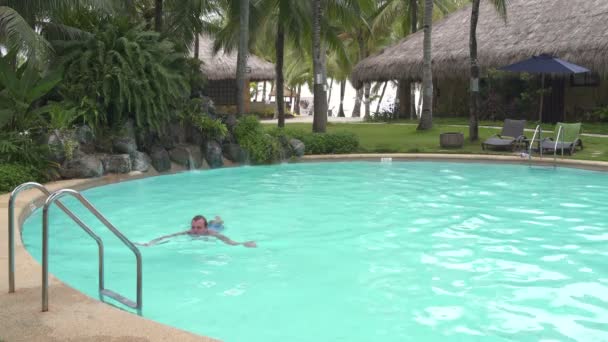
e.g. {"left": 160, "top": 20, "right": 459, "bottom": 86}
{"left": 583, "top": 106, "right": 608, "bottom": 123}
{"left": 268, "top": 128, "right": 359, "bottom": 155}
{"left": 234, "top": 115, "right": 280, "bottom": 164}
{"left": 0, "top": 131, "right": 53, "bottom": 170}
{"left": 0, "top": 52, "right": 63, "bottom": 132}
{"left": 0, "top": 163, "right": 42, "bottom": 193}
{"left": 177, "top": 98, "right": 227, "bottom": 141}
{"left": 195, "top": 116, "right": 228, "bottom": 142}
{"left": 54, "top": 15, "right": 190, "bottom": 133}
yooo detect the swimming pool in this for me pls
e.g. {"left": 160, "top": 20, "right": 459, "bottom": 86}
{"left": 22, "top": 161, "right": 608, "bottom": 341}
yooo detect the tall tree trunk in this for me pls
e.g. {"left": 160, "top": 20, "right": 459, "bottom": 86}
{"left": 376, "top": 81, "right": 388, "bottom": 114}
{"left": 409, "top": 0, "right": 418, "bottom": 119}
{"left": 236, "top": 0, "right": 250, "bottom": 116}
{"left": 352, "top": 89, "right": 362, "bottom": 117}
{"left": 295, "top": 84, "right": 301, "bottom": 115}
{"left": 154, "top": 0, "right": 163, "bottom": 32}
{"left": 356, "top": 29, "right": 370, "bottom": 119}
{"left": 417, "top": 0, "right": 434, "bottom": 130}
{"left": 312, "top": 0, "right": 328, "bottom": 132}
{"left": 364, "top": 82, "right": 371, "bottom": 119}
{"left": 276, "top": 21, "right": 286, "bottom": 127}
{"left": 469, "top": 0, "right": 481, "bottom": 141}
{"left": 262, "top": 81, "right": 267, "bottom": 102}
{"left": 338, "top": 80, "right": 346, "bottom": 117}
{"left": 327, "top": 78, "right": 334, "bottom": 116}
{"left": 396, "top": 81, "right": 410, "bottom": 119}
{"left": 194, "top": 34, "right": 200, "bottom": 59}
{"left": 410, "top": 0, "right": 418, "bottom": 34}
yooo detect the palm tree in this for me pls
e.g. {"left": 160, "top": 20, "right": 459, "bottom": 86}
{"left": 236, "top": 0, "right": 249, "bottom": 115}
{"left": 372, "top": 0, "right": 464, "bottom": 119}
{"left": 469, "top": 0, "right": 506, "bottom": 141}
{"left": 417, "top": 0, "right": 434, "bottom": 130}
{"left": 0, "top": 0, "right": 117, "bottom": 67}
{"left": 256, "top": 0, "right": 309, "bottom": 127}
{"left": 312, "top": 0, "right": 327, "bottom": 132}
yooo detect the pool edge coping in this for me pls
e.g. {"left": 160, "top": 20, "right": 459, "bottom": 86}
{"left": 2, "top": 153, "right": 608, "bottom": 341}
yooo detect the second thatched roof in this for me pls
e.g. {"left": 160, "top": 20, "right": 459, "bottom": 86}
{"left": 196, "top": 35, "right": 275, "bottom": 81}
{"left": 351, "top": 0, "right": 608, "bottom": 88}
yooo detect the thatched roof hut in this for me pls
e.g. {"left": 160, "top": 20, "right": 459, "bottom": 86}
{"left": 196, "top": 35, "right": 275, "bottom": 81}
{"left": 351, "top": 0, "right": 608, "bottom": 88}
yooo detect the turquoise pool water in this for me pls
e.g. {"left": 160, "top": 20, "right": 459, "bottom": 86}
{"left": 22, "top": 161, "right": 608, "bottom": 341}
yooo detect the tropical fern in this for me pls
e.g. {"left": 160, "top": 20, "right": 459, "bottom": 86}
{"left": 54, "top": 15, "right": 191, "bottom": 133}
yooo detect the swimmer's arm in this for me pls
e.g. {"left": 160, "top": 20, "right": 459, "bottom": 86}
{"left": 135, "top": 231, "right": 189, "bottom": 247}
{"left": 210, "top": 232, "right": 257, "bottom": 248}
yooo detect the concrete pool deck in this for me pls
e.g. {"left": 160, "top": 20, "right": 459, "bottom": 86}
{"left": 2, "top": 154, "right": 608, "bottom": 341}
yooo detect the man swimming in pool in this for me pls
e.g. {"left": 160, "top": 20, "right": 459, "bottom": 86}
{"left": 135, "top": 215, "right": 257, "bottom": 248}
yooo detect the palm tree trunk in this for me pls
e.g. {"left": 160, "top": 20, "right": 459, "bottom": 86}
{"left": 327, "top": 78, "right": 334, "bottom": 112}
{"left": 262, "top": 81, "right": 267, "bottom": 102}
{"left": 338, "top": 80, "right": 346, "bottom": 117}
{"left": 236, "top": 0, "right": 250, "bottom": 116}
{"left": 410, "top": 0, "right": 418, "bottom": 119}
{"left": 155, "top": 0, "right": 163, "bottom": 32}
{"left": 364, "top": 82, "right": 371, "bottom": 119}
{"left": 295, "top": 84, "right": 301, "bottom": 115}
{"left": 352, "top": 89, "right": 362, "bottom": 117}
{"left": 376, "top": 81, "right": 388, "bottom": 114}
{"left": 194, "top": 34, "right": 200, "bottom": 59}
{"left": 410, "top": 0, "right": 418, "bottom": 33}
{"left": 312, "top": 0, "right": 328, "bottom": 133}
{"left": 417, "top": 0, "right": 434, "bottom": 130}
{"left": 276, "top": 21, "right": 286, "bottom": 127}
{"left": 469, "top": 0, "right": 481, "bottom": 141}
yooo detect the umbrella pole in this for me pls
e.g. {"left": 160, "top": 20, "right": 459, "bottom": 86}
{"left": 538, "top": 74, "right": 545, "bottom": 123}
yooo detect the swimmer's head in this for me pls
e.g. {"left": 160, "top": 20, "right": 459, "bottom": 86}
{"left": 191, "top": 215, "right": 208, "bottom": 231}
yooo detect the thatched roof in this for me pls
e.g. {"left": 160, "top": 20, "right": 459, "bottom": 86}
{"left": 351, "top": 0, "right": 608, "bottom": 87}
{"left": 196, "top": 35, "right": 275, "bottom": 81}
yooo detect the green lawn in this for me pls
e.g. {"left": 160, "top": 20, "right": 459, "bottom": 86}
{"left": 270, "top": 122, "right": 608, "bottom": 162}
{"left": 394, "top": 118, "right": 608, "bottom": 135}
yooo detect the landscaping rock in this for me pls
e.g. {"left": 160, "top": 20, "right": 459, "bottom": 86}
{"left": 75, "top": 125, "right": 95, "bottom": 154}
{"left": 289, "top": 138, "right": 305, "bottom": 157}
{"left": 204, "top": 141, "right": 224, "bottom": 168}
{"left": 121, "top": 119, "right": 136, "bottom": 140}
{"left": 48, "top": 129, "right": 67, "bottom": 164}
{"left": 222, "top": 143, "right": 249, "bottom": 163}
{"left": 169, "top": 123, "right": 187, "bottom": 145}
{"left": 60, "top": 153, "right": 103, "bottom": 179}
{"left": 113, "top": 137, "right": 137, "bottom": 154}
{"left": 189, "top": 127, "right": 204, "bottom": 146}
{"left": 47, "top": 129, "right": 82, "bottom": 164}
{"left": 101, "top": 154, "right": 131, "bottom": 174}
{"left": 130, "top": 151, "right": 151, "bottom": 172}
{"left": 150, "top": 145, "right": 171, "bottom": 172}
{"left": 169, "top": 144, "right": 203, "bottom": 169}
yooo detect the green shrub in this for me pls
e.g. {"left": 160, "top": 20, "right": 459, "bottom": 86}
{"left": 234, "top": 116, "right": 280, "bottom": 164}
{"left": 268, "top": 128, "right": 360, "bottom": 155}
{"left": 0, "top": 164, "right": 42, "bottom": 194}
{"left": 54, "top": 16, "right": 190, "bottom": 133}
{"left": 178, "top": 98, "right": 227, "bottom": 141}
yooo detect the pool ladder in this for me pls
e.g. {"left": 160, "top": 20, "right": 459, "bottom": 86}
{"left": 7, "top": 182, "right": 143, "bottom": 314}
{"left": 527, "top": 125, "right": 565, "bottom": 168}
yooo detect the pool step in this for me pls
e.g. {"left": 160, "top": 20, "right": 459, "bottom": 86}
{"left": 100, "top": 289, "right": 138, "bottom": 309}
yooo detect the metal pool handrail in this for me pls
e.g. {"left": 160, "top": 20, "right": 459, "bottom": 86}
{"left": 553, "top": 125, "right": 565, "bottom": 167}
{"left": 8, "top": 183, "right": 104, "bottom": 295}
{"left": 42, "top": 188, "right": 143, "bottom": 314}
{"left": 528, "top": 125, "right": 543, "bottom": 165}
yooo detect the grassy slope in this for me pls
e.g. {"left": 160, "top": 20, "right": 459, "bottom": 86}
{"left": 268, "top": 122, "right": 608, "bottom": 162}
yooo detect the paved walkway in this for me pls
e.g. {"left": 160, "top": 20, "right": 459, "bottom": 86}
{"left": 261, "top": 117, "right": 608, "bottom": 138}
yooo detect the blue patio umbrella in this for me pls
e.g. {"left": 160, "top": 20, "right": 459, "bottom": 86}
{"left": 499, "top": 54, "right": 590, "bottom": 122}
